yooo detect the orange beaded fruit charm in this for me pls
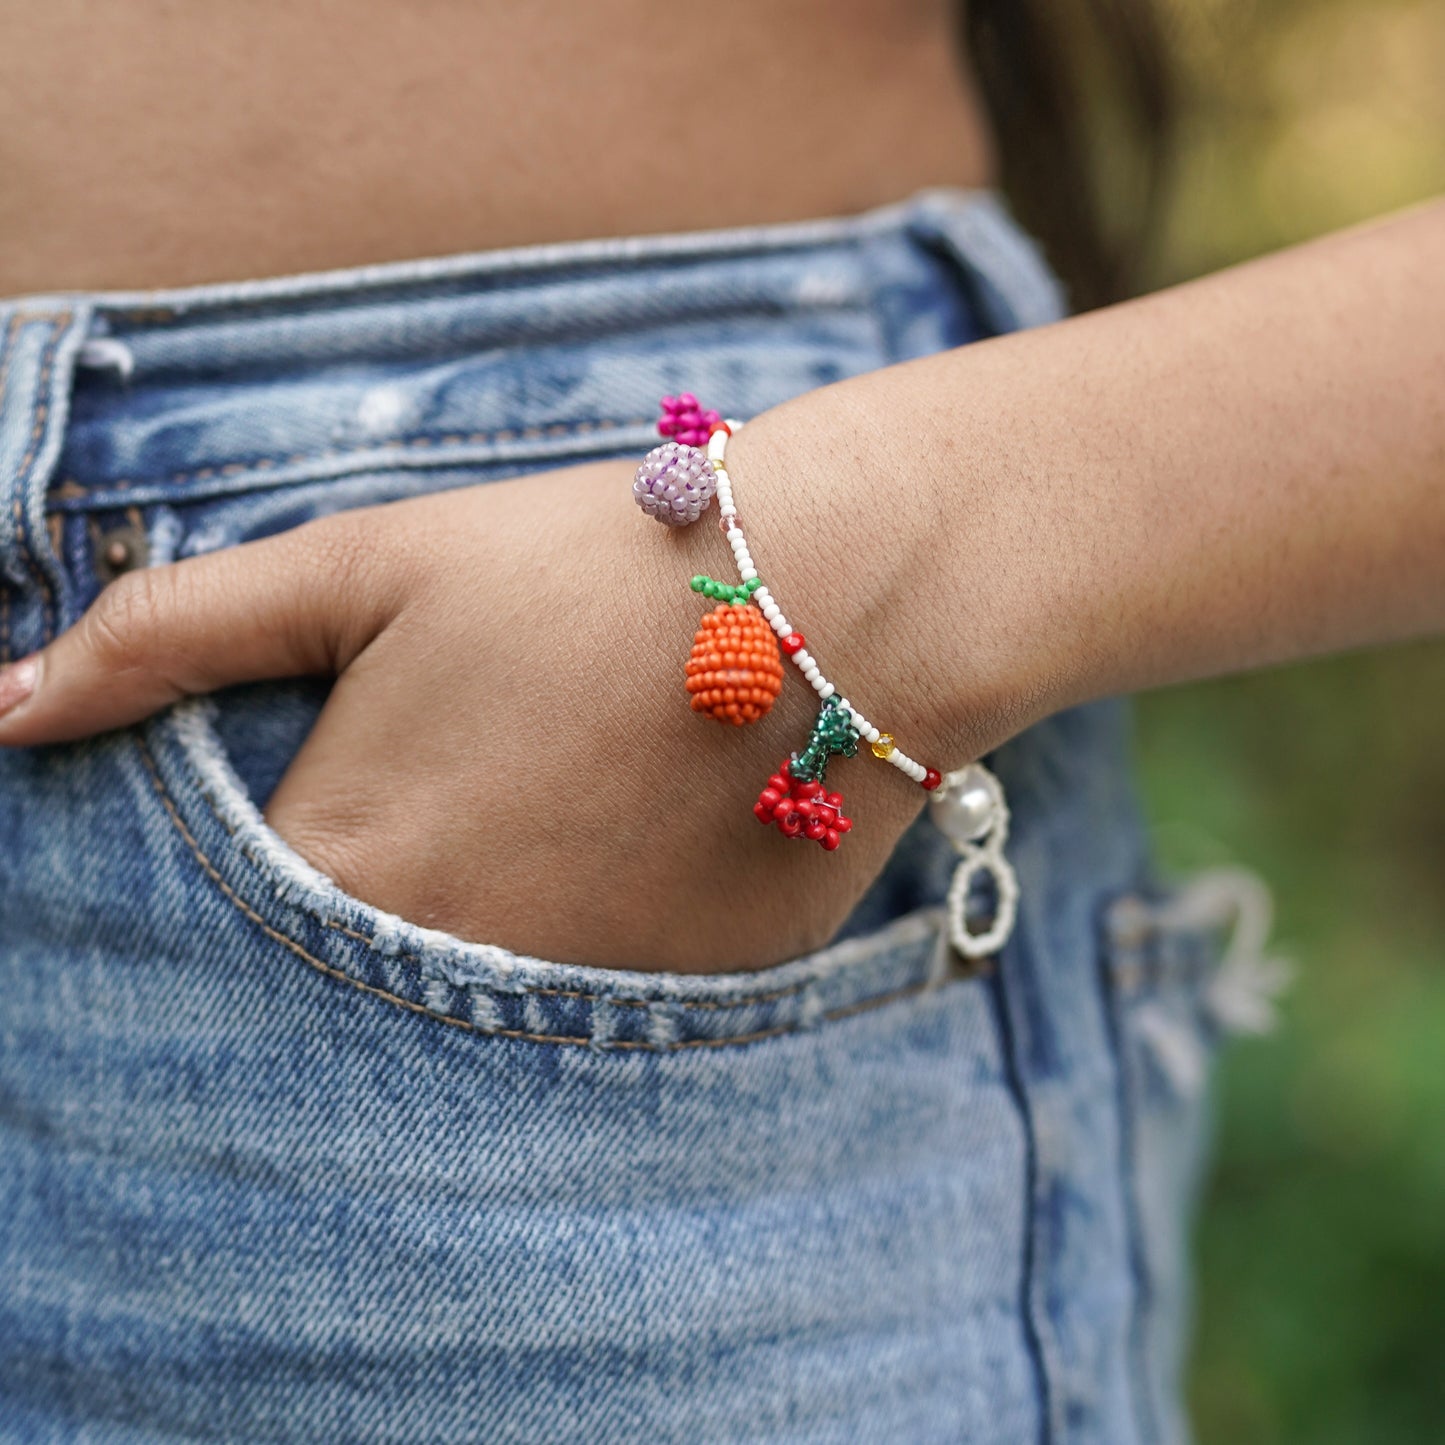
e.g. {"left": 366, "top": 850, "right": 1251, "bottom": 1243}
{"left": 685, "top": 602, "right": 785, "bottom": 725}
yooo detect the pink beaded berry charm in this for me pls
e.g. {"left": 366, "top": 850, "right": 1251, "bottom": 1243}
{"left": 658, "top": 393, "right": 723, "bottom": 447}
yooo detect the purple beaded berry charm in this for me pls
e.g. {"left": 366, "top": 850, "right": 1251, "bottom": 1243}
{"left": 632, "top": 397, "right": 729, "bottom": 526}
{"left": 632, "top": 441, "right": 717, "bottom": 526}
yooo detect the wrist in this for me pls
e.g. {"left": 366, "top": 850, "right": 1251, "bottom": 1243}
{"left": 720, "top": 376, "right": 1051, "bottom": 771}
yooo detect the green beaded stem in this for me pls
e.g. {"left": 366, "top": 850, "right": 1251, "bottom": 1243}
{"left": 690, "top": 574, "right": 763, "bottom": 606}
{"left": 789, "top": 696, "right": 860, "bottom": 785}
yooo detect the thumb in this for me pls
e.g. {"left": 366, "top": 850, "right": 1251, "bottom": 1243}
{"left": 0, "top": 512, "right": 401, "bottom": 746}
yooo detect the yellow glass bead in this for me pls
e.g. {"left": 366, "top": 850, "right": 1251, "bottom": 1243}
{"left": 870, "top": 733, "right": 895, "bottom": 759}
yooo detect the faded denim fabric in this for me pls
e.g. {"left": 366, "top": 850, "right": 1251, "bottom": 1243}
{"left": 1, "top": 190, "right": 1251, "bottom": 1443}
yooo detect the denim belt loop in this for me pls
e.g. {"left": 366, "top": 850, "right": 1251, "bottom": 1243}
{"left": 905, "top": 188, "right": 1070, "bottom": 333}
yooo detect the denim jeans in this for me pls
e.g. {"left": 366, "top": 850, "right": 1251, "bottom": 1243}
{"left": 1, "top": 189, "right": 1258, "bottom": 1443}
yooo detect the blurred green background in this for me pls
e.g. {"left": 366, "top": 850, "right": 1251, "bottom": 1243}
{"left": 1135, "top": 2, "right": 1445, "bottom": 1440}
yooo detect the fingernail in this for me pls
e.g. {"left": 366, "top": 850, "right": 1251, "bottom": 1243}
{"left": 0, "top": 658, "right": 38, "bottom": 718}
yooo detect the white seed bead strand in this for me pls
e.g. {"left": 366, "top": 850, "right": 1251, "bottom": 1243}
{"left": 712, "top": 417, "right": 936, "bottom": 790}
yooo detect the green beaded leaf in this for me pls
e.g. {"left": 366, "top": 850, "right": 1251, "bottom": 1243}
{"left": 689, "top": 574, "right": 764, "bottom": 606}
{"left": 789, "top": 696, "right": 861, "bottom": 784}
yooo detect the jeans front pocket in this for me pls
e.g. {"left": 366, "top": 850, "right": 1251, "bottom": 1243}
{"left": 2, "top": 694, "right": 1052, "bottom": 1444}
{"left": 1101, "top": 870, "right": 1285, "bottom": 1445}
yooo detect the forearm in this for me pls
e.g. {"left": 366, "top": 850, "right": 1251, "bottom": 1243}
{"left": 729, "top": 199, "right": 1445, "bottom": 762}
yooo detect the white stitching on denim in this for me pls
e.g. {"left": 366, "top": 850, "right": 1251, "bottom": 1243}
{"left": 135, "top": 732, "right": 948, "bottom": 1049}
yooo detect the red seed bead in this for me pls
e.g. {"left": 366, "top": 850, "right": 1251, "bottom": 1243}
{"left": 781, "top": 632, "right": 806, "bottom": 656}
{"left": 922, "top": 768, "right": 942, "bottom": 791}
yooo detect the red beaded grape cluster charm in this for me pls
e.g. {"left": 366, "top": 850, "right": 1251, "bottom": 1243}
{"left": 754, "top": 766, "right": 853, "bottom": 851}
{"left": 633, "top": 391, "right": 1020, "bottom": 950}
{"left": 751, "top": 695, "right": 858, "bottom": 850}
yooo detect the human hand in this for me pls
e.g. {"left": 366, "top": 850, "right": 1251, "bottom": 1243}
{"left": 0, "top": 451, "right": 981, "bottom": 973}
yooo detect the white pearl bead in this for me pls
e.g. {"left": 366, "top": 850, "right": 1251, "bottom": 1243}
{"left": 865, "top": 725, "right": 880, "bottom": 744}
{"left": 818, "top": 681, "right": 835, "bottom": 700}
{"left": 929, "top": 763, "right": 999, "bottom": 843}
{"left": 762, "top": 602, "right": 780, "bottom": 620}
{"left": 740, "top": 565, "right": 758, "bottom": 582}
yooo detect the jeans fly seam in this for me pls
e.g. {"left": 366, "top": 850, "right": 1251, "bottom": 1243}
{"left": 136, "top": 731, "right": 943, "bottom": 1048}
{"left": 0, "top": 314, "right": 12, "bottom": 663}
{"left": 51, "top": 414, "right": 657, "bottom": 501}
{"left": 2, "top": 310, "right": 71, "bottom": 655}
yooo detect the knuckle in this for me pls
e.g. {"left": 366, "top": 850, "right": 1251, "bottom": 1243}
{"left": 85, "top": 567, "right": 169, "bottom": 668}
{"left": 296, "top": 511, "right": 363, "bottom": 574}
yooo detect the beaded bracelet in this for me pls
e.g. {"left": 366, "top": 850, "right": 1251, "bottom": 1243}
{"left": 633, "top": 393, "right": 1019, "bottom": 958}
